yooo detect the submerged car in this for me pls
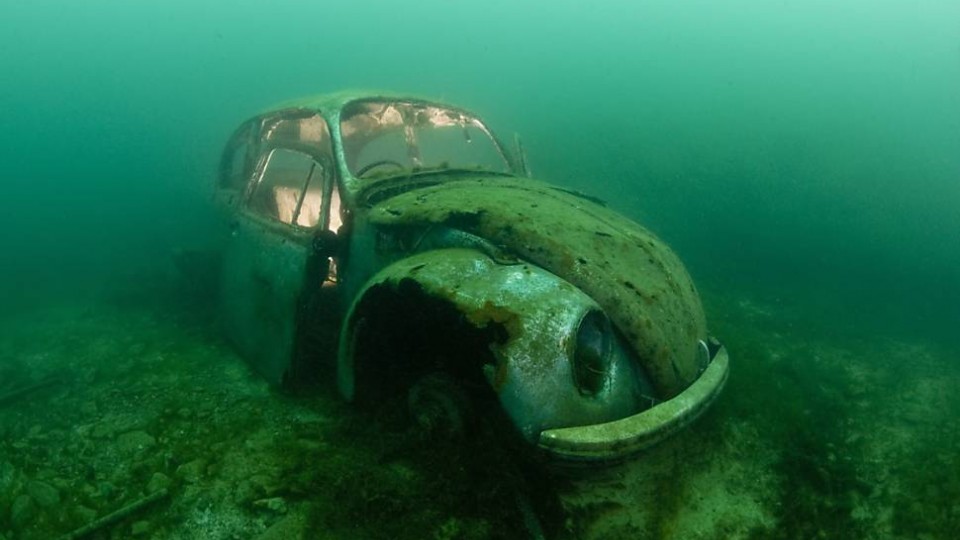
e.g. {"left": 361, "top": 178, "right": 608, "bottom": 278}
{"left": 213, "top": 91, "right": 729, "bottom": 461}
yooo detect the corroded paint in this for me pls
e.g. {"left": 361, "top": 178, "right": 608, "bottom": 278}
{"left": 338, "top": 248, "right": 646, "bottom": 440}
{"left": 464, "top": 299, "right": 524, "bottom": 341}
{"left": 364, "top": 176, "right": 707, "bottom": 398}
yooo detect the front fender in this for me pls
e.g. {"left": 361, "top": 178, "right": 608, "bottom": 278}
{"left": 337, "top": 248, "right": 649, "bottom": 441}
{"left": 365, "top": 177, "right": 709, "bottom": 398}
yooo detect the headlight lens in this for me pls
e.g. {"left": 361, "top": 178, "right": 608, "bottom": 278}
{"left": 572, "top": 310, "right": 612, "bottom": 396}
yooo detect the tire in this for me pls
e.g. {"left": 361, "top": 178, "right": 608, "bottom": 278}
{"left": 406, "top": 373, "right": 473, "bottom": 440}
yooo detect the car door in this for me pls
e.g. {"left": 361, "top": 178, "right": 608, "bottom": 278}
{"left": 219, "top": 111, "right": 337, "bottom": 386}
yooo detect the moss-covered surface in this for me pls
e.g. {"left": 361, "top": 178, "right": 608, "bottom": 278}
{"left": 556, "top": 285, "right": 958, "bottom": 539}
{"left": 0, "top": 285, "right": 564, "bottom": 540}
{"left": 0, "top": 278, "right": 957, "bottom": 539}
{"left": 366, "top": 176, "right": 707, "bottom": 397}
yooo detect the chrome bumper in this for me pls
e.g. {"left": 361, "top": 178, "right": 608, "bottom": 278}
{"left": 537, "top": 344, "right": 730, "bottom": 461}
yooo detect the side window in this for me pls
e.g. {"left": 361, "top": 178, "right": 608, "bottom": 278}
{"left": 219, "top": 121, "right": 257, "bottom": 191}
{"left": 249, "top": 149, "right": 324, "bottom": 227}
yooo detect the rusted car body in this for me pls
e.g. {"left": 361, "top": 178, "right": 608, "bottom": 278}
{"left": 214, "top": 91, "right": 729, "bottom": 461}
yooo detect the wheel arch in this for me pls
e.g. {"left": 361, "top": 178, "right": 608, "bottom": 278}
{"left": 338, "top": 275, "right": 506, "bottom": 404}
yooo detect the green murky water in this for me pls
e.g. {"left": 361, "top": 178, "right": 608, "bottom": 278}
{"left": 1, "top": 1, "right": 958, "bottom": 538}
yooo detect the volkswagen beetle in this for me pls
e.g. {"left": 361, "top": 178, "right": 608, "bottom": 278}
{"left": 213, "top": 91, "right": 729, "bottom": 461}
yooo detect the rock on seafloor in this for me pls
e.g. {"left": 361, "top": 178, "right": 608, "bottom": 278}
{"left": 27, "top": 480, "right": 60, "bottom": 507}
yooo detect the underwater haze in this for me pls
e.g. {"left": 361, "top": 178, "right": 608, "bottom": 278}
{"left": 1, "top": 0, "right": 959, "bottom": 539}
{"left": 0, "top": 0, "right": 960, "bottom": 331}
{"left": 2, "top": 0, "right": 958, "bottom": 333}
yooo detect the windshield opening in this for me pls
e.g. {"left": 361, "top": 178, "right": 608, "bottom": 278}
{"left": 340, "top": 100, "right": 511, "bottom": 179}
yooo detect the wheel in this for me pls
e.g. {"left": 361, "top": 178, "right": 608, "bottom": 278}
{"left": 406, "top": 373, "right": 473, "bottom": 440}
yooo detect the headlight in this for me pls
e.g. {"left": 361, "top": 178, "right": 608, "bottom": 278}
{"left": 572, "top": 310, "right": 613, "bottom": 396}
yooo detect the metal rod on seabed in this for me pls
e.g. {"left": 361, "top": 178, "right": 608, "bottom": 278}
{"left": 57, "top": 488, "right": 170, "bottom": 540}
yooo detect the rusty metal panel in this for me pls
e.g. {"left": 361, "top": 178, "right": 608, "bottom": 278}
{"left": 365, "top": 176, "right": 708, "bottom": 398}
{"left": 219, "top": 216, "right": 311, "bottom": 386}
{"left": 337, "top": 248, "right": 649, "bottom": 441}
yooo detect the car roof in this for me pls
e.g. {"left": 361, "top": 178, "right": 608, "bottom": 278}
{"left": 259, "top": 90, "right": 466, "bottom": 116}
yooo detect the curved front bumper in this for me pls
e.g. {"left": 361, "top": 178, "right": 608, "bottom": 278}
{"left": 537, "top": 344, "right": 730, "bottom": 462}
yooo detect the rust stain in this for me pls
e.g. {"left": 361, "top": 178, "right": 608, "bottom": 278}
{"left": 465, "top": 300, "right": 523, "bottom": 340}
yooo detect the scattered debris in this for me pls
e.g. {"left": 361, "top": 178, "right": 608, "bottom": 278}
{"left": 57, "top": 488, "right": 169, "bottom": 540}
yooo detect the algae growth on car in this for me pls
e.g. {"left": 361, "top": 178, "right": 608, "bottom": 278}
{"left": 214, "top": 91, "right": 729, "bottom": 461}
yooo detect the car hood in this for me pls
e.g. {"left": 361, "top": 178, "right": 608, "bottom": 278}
{"left": 364, "top": 176, "right": 707, "bottom": 398}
